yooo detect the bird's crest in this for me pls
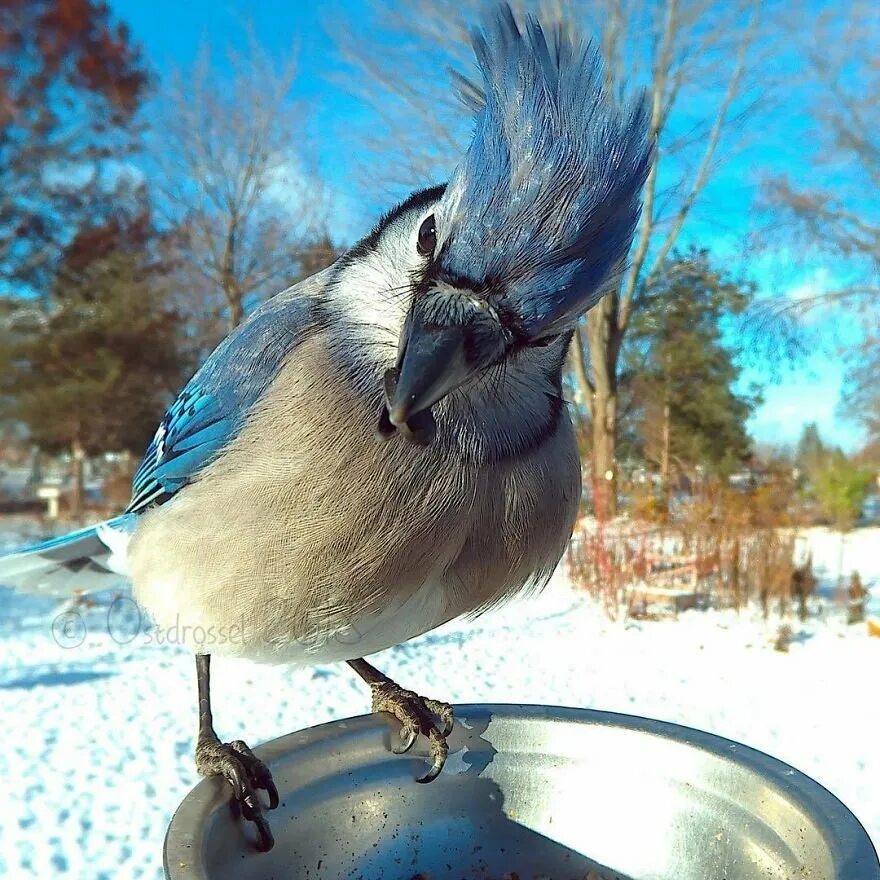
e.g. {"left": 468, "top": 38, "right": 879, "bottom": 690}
{"left": 438, "top": 5, "right": 654, "bottom": 337}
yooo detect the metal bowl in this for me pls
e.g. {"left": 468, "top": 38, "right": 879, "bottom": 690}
{"left": 165, "top": 705, "right": 879, "bottom": 880}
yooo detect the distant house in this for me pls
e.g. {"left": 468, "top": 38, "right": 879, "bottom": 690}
{"left": 862, "top": 493, "right": 880, "bottom": 525}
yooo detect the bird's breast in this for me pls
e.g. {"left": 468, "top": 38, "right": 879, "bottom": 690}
{"left": 128, "top": 333, "right": 580, "bottom": 663}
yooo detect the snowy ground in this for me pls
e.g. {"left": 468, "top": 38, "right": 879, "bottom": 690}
{"left": 0, "top": 520, "right": 878, "bottom": 879}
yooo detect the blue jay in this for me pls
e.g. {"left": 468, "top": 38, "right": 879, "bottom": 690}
{"left": 0, "top": 6, "right": 651, "bottom": 851}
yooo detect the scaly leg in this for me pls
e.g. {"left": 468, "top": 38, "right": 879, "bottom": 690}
{"left": 348, "top": 658, "right": 454, "bottom": 783}
{"left": 193, "top": 654, "right": 279, "bottom": 851}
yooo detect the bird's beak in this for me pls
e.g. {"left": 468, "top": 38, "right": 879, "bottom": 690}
{"left": 378, "top": 303, "right": 473, "bottom": 446}
{"left": 377, "top": 293, "right": 502, "bottom": 446}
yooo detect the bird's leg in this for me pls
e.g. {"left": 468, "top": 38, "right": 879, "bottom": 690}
{"left": 348, "top": 658, "right": 454, "bottom": 783}
{"left": 193, "top": 654, "right": 278, "bottom": 852}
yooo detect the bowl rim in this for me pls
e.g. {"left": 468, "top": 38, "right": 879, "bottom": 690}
{"left": 164, "top": 703, "right": 880, "bottom": 880}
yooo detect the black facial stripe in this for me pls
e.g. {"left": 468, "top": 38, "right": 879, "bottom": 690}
{"left": 488, "top": 334, "right": 572, "bottom": 463}
{"left": 341, "top": 183, "right": 447, "bottom": 266}
{"left": 379, "top": 183, "right": 446, "bottom": 234}
{"left": 422, "top": 261, "right": 491, "bottom": 294}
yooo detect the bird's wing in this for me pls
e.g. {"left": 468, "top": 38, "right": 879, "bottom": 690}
{"left": 0, "top": 515, "right": 135, "bottom": 595}
{"left": 127, "top": 269, "right": 332, "bottom": 513}
{"left": 128, "top": 385, "right": 231, "bottom": 510}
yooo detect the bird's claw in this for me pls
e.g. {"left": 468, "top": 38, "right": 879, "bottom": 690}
{"left": 423, "top": 698, "right": 455, "bottom": 737}
{"left": 230, "top": 740, "right": 280, "bottom": 810}
{"left": 195, "top": 736, "right": 278, "bottom": 851}
{"left": 392, "top": 725, "right": 418, "bottom": 754}
{"left": 369, "top": 681, "right": 454, "bottom": 783}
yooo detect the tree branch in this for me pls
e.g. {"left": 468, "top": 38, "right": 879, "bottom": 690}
{"left": 641, "top": 0, "right": 758, "bottom": 290}
{"left": 617, "top": 0, "right": 678, "bottom": 333}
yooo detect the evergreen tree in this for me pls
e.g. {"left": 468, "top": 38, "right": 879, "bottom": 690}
{"left": 0, "top": 205, "right": 192, "bottom": 507}
{"left": 796, "top": 422, "right": 827, "bottom": 475}
{"left": 806, "top": 449, "right": 872, "bottom": 531}
{"left": 626, "top": 250, "right": 759, "bottom": 483}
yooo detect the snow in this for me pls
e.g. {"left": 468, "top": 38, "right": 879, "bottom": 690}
{"left": 0, "top": 521, "right": 878, "bottom": 879}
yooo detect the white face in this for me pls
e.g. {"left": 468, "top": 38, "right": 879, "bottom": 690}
{"left": 331, "top": 200, "right": 441, "bottom": 353}
{"left": 327, "top": 186, "right": 572, "bottom": 452}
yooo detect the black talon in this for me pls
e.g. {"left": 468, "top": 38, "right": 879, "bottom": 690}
{"left": 426, "top": 701, "right": 455, "bottom": 737}
{"left": 264, "top": 779, "right": 280, "bottom": 810}
{"left": 240, "top": 800, "right": 274, "bottom": 852}
{"left": 392, "top": 727, "right": 418, "bottom": 754}
{"left": 417, "top": 754, "right": 446, "bottom": 784}
{"left": 347, "top": 658, "right": 455, "bottom": 783}
{"left": 416, "top": 729, "right": 449, "bottom": 784}
{"left": 196, "top": 736, "right": 278, "bottom": 850}
{"left": 194, "top": 655, "right": 277, "bottom": 852}
{"left": 230, "top": 740, "right": 278, "bottom": 808}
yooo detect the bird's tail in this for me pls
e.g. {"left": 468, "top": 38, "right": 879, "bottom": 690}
{"left": 0, "top": 514, "right": 136, "bottom": 596}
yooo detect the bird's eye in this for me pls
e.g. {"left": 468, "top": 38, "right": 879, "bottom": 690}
{"left": 417, "top": 214, "right": 436, "bottom": 256}
{"left": 528, "top": 333, "right": 559, "bottom": 348}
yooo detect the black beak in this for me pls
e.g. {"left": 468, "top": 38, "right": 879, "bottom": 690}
{"left": 376, "top": 302, "right": 478, "bottom": 446}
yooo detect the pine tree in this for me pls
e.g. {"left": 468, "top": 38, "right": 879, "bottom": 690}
{"left": 810, "top": 451, "right": 873, "bottom": 532}
{"left": 796, "top": 423, "right": 827, "bottom": 475}
{"left": 0, "top": 205, "right": 192, "bottom": 511}
{"left": 626, "top": 250, "right": 759, "bottom": 484}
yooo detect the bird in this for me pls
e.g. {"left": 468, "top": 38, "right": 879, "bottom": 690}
{"left": 0, "top": 4, "right": 652, "bottom": 853}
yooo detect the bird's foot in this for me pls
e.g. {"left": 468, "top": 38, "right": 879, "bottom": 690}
{"left": 369, "top": 680, "right": 454, "bottom": 783}
{"left": 195, "top": 734, "right": 279, "bottom": 851}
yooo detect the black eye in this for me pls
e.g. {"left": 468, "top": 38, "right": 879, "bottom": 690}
{"left": 417, "top": 214, "right": 436, "bottom": 256}
{"left": 528, "top": 333, "right": 559, "bottom": 348}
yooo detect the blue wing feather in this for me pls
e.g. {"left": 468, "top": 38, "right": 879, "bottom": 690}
{"left": 126, "top": 271, "right": 330, "bottom": 514}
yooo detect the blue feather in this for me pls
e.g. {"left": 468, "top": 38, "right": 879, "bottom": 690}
{"left": 126, "top": 280, "right": 323, "bottom": 513}
{"left": 439, "top": 5, "right": 654, "bottom": 339}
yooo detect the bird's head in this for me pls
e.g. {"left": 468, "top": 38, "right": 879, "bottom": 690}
{"left": 356, "top": 6, "right": 653, "bottom": 445}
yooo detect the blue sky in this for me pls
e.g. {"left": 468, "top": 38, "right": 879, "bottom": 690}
{"left": 109, "top": 0, "right": 866, "bottom": 453}
{"left": 111, "top": 0, "right": 371, "bottom": 233}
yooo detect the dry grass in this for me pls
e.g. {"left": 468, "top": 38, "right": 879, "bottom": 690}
{"left": 568, "top": 479, "right": 818, "bottom": 620}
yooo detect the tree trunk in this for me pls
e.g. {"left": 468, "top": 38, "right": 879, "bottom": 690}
{"left": 569, "top": 325, "right": 593, "bottom": 417}
{"left": 223, "top": 266, "right": 244, "bottom": 331}
{"left": 661, "top": 399, "right": 671, "bottom": 490}
{"left": 586, "top": 295, "right": 623, "bottom": 520}
{"left": 70, "top": 438, "right": 85, "bottom": 519}
{"left": 222, "top": 218, "right": 244, "bottom": 331}
{"left": 226, "top": 294, "right": 244, "bottom": 331}
{"left": 591, "top": 390, "right": 618, "bottom": 520}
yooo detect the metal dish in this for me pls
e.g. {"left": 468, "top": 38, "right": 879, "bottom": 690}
{"left": 165, "top": 704, "right": 879, "bottom": 879}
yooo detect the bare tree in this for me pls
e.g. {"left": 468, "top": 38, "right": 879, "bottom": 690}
{"left": 153, "top": 36, "right": 331, "bottom": 333}
{"left": 845, "top": 335, "right": 880, "bottom": 447}
{"left": 0, "top": 0, "right": 148, "bottom": 295}
{"left": 765, "top": 2, "right": 879, "bottom": 311}
{"left": 334, "top": 0, "right": 768, "bottom": 514}
{"left": 760, "top": 3, "right": 879, "bottom": 450}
